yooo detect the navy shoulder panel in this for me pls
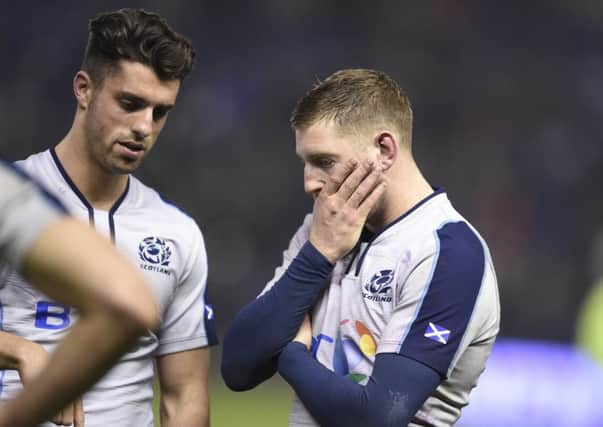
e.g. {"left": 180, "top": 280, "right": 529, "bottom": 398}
{"left": 398, "top": 221, "right": 486, "bottom": 377}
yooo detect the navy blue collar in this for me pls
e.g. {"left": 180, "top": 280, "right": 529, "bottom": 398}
{"left": 50, "top": 147, "right": 130, "bottom": 241}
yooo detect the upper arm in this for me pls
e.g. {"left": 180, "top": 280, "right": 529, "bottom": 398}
{"left": 378, "top": 221, "right": 496, "bottom": 378}
{"left": 157, "top": 222, "right": 217, "bottom": 356}
{"left": 154, "top": 222, "right": 215, "bottom": 426}
{"left": 157, "top": 347, "right": 210, "bottom": 394}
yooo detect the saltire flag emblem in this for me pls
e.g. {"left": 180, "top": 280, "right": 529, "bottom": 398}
{"left": 424, "top": 322, "right": 450, "bottom": 344}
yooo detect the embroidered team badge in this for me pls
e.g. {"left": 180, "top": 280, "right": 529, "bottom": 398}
{"left": 362, "top": 269, "right": 394, "bottom": 302}
{"left": 138, "top": 236, "right": 172, "bottom": 275}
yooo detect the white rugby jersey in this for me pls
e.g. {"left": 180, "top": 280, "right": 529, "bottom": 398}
{"left": 0, "top": 160, "right": 64, "bottom": 271}
{"left": 263, "top": 189, "right": 500, "bottom": 427}
{"left": 0, "top": 149, "right": 217, "bottom": 427}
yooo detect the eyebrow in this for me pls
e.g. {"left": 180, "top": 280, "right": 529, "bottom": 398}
{"left": 117, "top": 91, "right": 175, "bottom": 110}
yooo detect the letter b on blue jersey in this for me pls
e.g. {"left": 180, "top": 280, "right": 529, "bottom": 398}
{"left": 35, "top": 301, "right": 71, "bottom": 330}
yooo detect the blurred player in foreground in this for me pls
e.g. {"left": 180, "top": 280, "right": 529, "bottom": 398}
{"left": 0, "top": 160, "right": 158, "bottom": 427}
{"left": 222, "top": 69, "right": 500, "bottom": 426}
{"left": 0, "top": 8, "right": 217, "bottom": 427}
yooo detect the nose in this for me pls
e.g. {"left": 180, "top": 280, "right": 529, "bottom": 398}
{"left": 132, "top": 108, "right": 153, "bottom": 141}
{"left": 303, "top": 164, "right": 324, "bottom": 197}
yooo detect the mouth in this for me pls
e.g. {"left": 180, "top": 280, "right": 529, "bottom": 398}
{"left": 118, "top": 140, "right": 144, "bottom": 151}
{"left": 116, "top": 140, "right": 145, "bottom": 160}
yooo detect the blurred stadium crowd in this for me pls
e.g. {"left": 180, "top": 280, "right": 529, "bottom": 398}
{"left": 1, "top": 0, "right": 602, "bottom": 355}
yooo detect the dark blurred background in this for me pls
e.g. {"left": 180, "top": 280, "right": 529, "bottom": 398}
{"left": 2, "top": 1, "right": 603, "bottom": 423}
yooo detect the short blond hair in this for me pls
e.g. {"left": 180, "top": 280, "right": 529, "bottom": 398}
{"left": 290, "top": 69, "right": 413, "bottom": 146}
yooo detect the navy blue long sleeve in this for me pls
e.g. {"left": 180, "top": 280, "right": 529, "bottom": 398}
{"left": 278, "top": 342, "right": 441, "bottom": 427}
{"left": 221, "top": 241, "right": 334, "bottom": 391}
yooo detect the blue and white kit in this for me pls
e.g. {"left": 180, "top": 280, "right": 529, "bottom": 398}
{"left": 262, "top": 189, "right": 500, "bottom": 426}
{"left": 0, "top": 149, "right": 217, "bottom": 427}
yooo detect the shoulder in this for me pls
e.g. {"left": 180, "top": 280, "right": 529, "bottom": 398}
{"left": 14, "top": 150, "right": 49, "bottom": 174}
{"left": 373, "top": 192, "right": 495, "bottom": 290}
{"left": 434, "top": 221, "right": 485, "bottom": 260}
{"left": 0, "top": 159, "right": 29, "bottom": 187}
{"left": 287, "top": 213, "right": 313, "bottom": 250}
{"left": 0, "top": 155, "right": 65, "bottom": 213}
{"left": 300, "top": 213, "right": 313, "bottom": 233}
{"left": 129, "top": 176, "right": 198, "bottom": 226}
{"left": 13, "top": 151, "right": 60, "bottom": 192}
{"left": 426, "top": 220, "right": 499, "bottom": 325}
{"left": 412, "top": 213, "right": 492, "bottom": 286}
{"left": 127, "top": 177, "right": 205, "bottom": 257}
{"left": 395, "top": 191, "right": 491, "bottom": 260}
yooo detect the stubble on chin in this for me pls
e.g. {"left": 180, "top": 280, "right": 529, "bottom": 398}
{"left": 106, "top": 155, "right": 141, "bottom": 175}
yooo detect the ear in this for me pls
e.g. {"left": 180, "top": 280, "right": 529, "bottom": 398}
{"left": 374, "top": 132, "right": 397, "bottom": 171}
{"left": 73, "top": 71, "right": 94, "bottom": 110}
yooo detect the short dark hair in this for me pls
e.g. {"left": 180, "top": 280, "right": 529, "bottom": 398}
{"left": 82, "top": 8, "right": 195, "bottom": 84}
{"left": 291, "top": 69, "right": 413, "bottom": 147}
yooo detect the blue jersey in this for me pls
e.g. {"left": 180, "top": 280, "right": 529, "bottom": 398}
{"left": 262, "top": 190, "right": 500, "bottom": 426}
{"left": 0, "top": 149, "right": 217, "bottom": 427}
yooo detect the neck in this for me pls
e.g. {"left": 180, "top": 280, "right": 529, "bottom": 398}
{"left": 55, "top": 124, "right": 128, "bottom": 210}
{"left": 366, "top": 155, "right": 434, "bottom": 231}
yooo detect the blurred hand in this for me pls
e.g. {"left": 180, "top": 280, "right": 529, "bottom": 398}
{"left": 309, "top": 159, "right": 386, "bottom": 262}
{"left": 50, "top": 399, "right": 84, "bottom": 426}
{"left": 18, "top": 341, "right": 84, "bottom": 426}
{"left": 293, "top": 314, "right": 313, "bottom": 350}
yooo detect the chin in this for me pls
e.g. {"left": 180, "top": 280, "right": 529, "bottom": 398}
{"left": 105, "top": 159, "right": 140, "bottom": 175}
{"left": 119, "top": 163, "right": 141, "bottom": 174}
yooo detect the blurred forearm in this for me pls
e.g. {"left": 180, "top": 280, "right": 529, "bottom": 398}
{"left": 22, "top": 217, "right": 159, "bottom": 328}
{"left": 0, "top": 309, "right": 147, "bottom": 426}
{"left": 0, "top": 217, "right": 159, "bottom": 426}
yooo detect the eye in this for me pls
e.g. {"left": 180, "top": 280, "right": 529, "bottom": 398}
{"left": 153, "top": 107, "right": 170, "bottom": 121}
{"left": 119, "top": 98, "right": 141, "bottom": 112}
{"left": 315, "top": 157, "right": 335, "bottom": 170}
